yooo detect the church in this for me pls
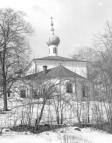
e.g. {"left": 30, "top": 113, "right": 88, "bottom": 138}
{"left": 21, "top": 18, "right": 92, "bottom": 100}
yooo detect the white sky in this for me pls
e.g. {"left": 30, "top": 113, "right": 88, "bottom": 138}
{"left": 0, "top": 0, "right": 112, "bottom": 58}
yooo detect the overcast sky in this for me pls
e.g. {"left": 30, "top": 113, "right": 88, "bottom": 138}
{"left": 0, "top": 0, "right": 112, "bottom": 58}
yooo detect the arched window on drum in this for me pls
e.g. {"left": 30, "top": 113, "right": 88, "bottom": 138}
{"left": 53, "top": 47, "right": 57, "bottom": 54}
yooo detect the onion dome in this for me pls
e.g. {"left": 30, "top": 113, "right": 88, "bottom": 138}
{"left": 47, "top": 17, "right": 60, "bottom": 46}
{"left": 47, "top": 34, "right": 60, "bottom": 46}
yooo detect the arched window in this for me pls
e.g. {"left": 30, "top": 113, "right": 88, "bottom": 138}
{"left": 82, "top": 86, "right": 88, "bottom": 97}
{"left": 53, "top": 47, "right": 57, "bottom": 54}
{"left": 82, "top": 87, "right": 86, "bottom": 97}
{"left": 66, "top": 82, "right": 73, "bottom": 93}
{"left": 20, "top": 90, "right": 26, "bottom": 98}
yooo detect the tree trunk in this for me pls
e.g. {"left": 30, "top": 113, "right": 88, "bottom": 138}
{"left": 56, "top": 108, "right": 60, "bottom": 125}
{"left": 2, "top": 44, "right": 8, "bottom": 111}
{"left": 3, "top": 79, "right": 8, "bottom": 111}
{"left": 61, "top": 111, "right": 63, "bottom": 124}
{"left": 56, "top": 115, "right": 60, "bottom": 125}
{"left": 35, "top": 99, "right": 46, "bottom": 130}
{"left": 38, "top": 99, "right": 46, "bottom": 123}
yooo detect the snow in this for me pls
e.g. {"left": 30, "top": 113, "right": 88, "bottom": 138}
{"left": 0, "top": 132, "right": 60, "bottom": 143}
{"left": 81, "top": 128, "right": 112, "bottom": 143}
{"left": 0, "top": 98, "right": 112, "bottom": 142}
{"left": 0, "top": 127, "right": 112, "bottom": 143}
{"left": 0, "top": 97, "right": 110, "bottom": 128}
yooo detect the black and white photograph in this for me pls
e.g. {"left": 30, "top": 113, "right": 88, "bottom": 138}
{"left": 0, "top": 0, "right": 111, "bottom": 143}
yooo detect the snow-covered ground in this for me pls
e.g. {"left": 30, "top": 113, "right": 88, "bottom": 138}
{"left": 0, "top": 98, "right": 112, "bottom": 142}
{"left": 0, "top": 97, "right": 110, "bottom": 127}
{"left": 0, "top": 127, "right": 112, "bottom": 143}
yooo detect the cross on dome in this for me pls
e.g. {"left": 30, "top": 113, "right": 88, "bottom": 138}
{"left": 50, "top": 17, "right": 54, "bottom": 35}
{"left": 47, "top": 17, "right": 60, "bottom": 47}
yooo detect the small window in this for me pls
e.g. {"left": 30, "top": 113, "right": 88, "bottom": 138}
{"left": 20, "top": 90, "right": 26, "bottom": 98}
{"left": 82, "top": 87, "right": 86, "bottom": 97}
{"left": 53, "top": 47, "right": 57, "bottom": 54}
{"left": 82, "top": 86, "right": 88, "bottom": 97}
{"left": 66, "top": 82, "right": 73, "bottom": 93}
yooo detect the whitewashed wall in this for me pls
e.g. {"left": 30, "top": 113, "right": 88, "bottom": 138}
{"left": 25, "top": 59, "right": 87, "bottom": 78}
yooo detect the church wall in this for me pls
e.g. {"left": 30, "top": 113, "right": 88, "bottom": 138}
{"left": 25, "top": 78, "right": 87, "bottom": 101}
{"left": 25, "top": 59, "right": 87, "bottom": 78}
{"left": 23, "top": 59, "right": 92, "bottom": 101}
{"left": 35, "top": 60, "right": 87, "bottom": 78}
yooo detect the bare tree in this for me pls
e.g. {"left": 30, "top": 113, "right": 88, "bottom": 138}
{"left": 0, "top": 8, "right": 32, "bottom": 111}
{"left": 91, "top": 21, "right": 112, "bottom": 127}
{"left": 33, "top": 80, "right": 58, "bottom": 130}
{"left": 72, "top": 46, "right": 100, "bottom": 62}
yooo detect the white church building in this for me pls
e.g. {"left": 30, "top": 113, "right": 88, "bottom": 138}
{"left": 22, "top": 17, "right": 92, "bottom": 101}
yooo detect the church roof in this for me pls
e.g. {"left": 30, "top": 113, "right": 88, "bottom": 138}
{"left": 25, "top": 65, "right": 85, "bottom": 80}
{"left": 34, "top": 56, "right": 86, "bottom": 62}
